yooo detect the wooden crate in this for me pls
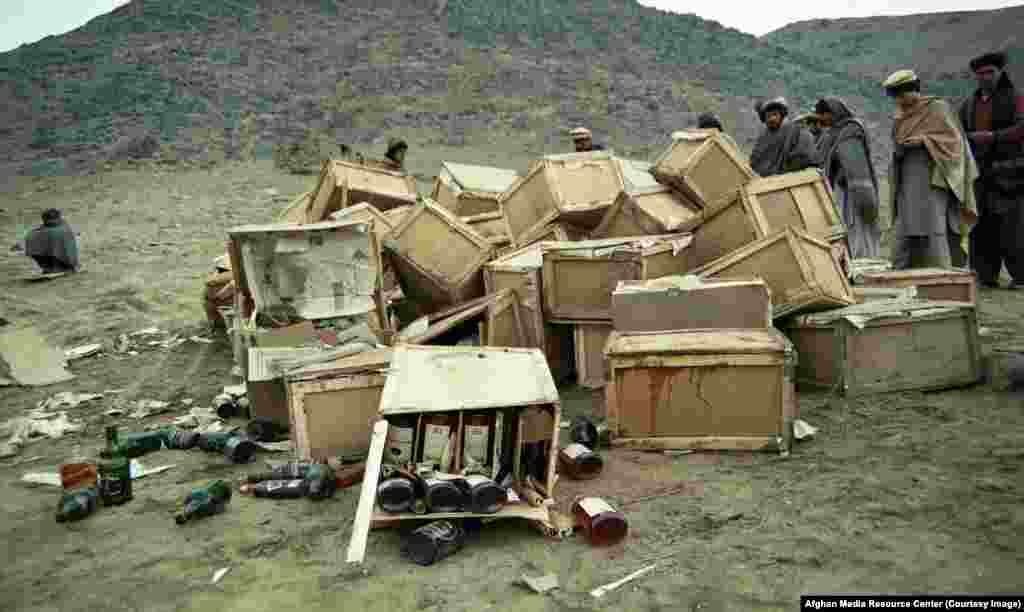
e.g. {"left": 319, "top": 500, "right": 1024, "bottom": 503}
{"left": 591, "top": 187, "right": 704, "bottom": 239}
{"left": 432, "top": 161, "right": 520, "bottom": 217}
{"left": 306, "top": 160, "right": 418, "bottom": 222}
{"left": 500, "top": 153, "right": 625, "bottom": 246}
{"left": 858, "top": 268, "right": 977, "bottom": 306}
{"left": 345, "top": 346, "right": 560, "bottom": 552}
{"left": 783, "top": 299, "right": 982, "bottom": 396}
{"left": 575, "top": 322, "right": 613, "bottom": 389}
{"left": 694, "top": 227, "right": 856, "bottom": 319}
{"left": 484, "top": 242, "right": 545, "bottom": 350}
{"left": 519, "top": 221, "right": 590, "bottom": 248}
{"left": 227, "top": 220, "right": 387, "bottom": 328}
{"left": 853, "top": 286, "right": 918, "bottom": 303}
{"left": 612, "top": 276, "right": 772, "bottom": 332}
{"left": 848, "top": 258, "right": 893, "bottom": 284}
{"left": 604, "top": 328, "right": 797, "bottom": 453}
{"left": 247, "top": 346, "right": 328, "bottom": 427}
{"left": 383, "top": 198, "right": 495, "bottom": 312}
{"left": 463, "top": 211, "right": 512, "bottom": 250}
{"left": 286, "top": 373, "right": 386, "bottom": 461}
{"left": 541, "top": 234, "right": 696, "bottom": 322}
{"left": 651, "top": 129, "right": 755, "bottom": 207}
{"left": 742, "top": 169, "right": 844, "bottom": 241}
{"left": 329, "top": 202, "right": 405, "bottom": 292}
{"left": 397, "top": 289, "right": 528, "bottom": 348}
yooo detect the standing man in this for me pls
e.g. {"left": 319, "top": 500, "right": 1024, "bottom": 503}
{"left": 569, "top": 127, "right": 606, "bottom": 152}
{"left": 959, "top": 51, "right": 1024, "bottom": 288}
{"left": 749, "top": 97, "right": 818, "bottom": 177}
{"left": 25, "top": 208, "right": 79, "bottom": 274}
{"left": 815, "top": 97, "right": 882, "bottom": 258}
{"left": 883, "top": 69, "right": 978, "bottom": 270}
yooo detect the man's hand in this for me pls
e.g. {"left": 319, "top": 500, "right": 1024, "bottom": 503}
{"left": 968, "top": 131, "right": 995, "bottom": 146}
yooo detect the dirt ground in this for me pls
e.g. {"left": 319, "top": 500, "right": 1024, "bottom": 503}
{"left": 1, "top": 148, "right": 1023, "bottom": 612}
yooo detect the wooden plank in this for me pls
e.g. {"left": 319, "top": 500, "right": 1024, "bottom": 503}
{"left": 369, "top": 503, "right": 549, "bottom": 528}
{"left": 346, "top": 419, "right": 389, "bottom": 564}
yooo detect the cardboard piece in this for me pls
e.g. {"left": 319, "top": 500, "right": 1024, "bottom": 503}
{"left": 783, "top": 299, "right": 982, "bottom": 396}
{"left": 603, "top": 328, "right": 797, "bottom": 453}
{"left": 612, "top": 276, "right": 772, "bottom": 332}
{"left": 858, "top": 268, "right": 977, "bottom": 306}
{"left": 541, "top": 234, "right": 695, "bottom": 322}
{"left": 500, "top": 153, "right": 625, "bottom": 246}
{"left": 305, "top": 160, "right": 418, "bottom": 222}
{"left": 651, "top": 129, "right": 755, "bottom": 207}
{"left": 693, "top": 227, "right": 856, "bottom": 319}
{"left": 0, "top": 327, "right": 74, "bottom": 387}
{"left": 383, "top": 198, "right": 494, "bottom": 312}
{"left": 591, "top": 187, "right": 704, "bottom": 239}
{"left": 432, "top": 161, "right": 520, "bottom": 217}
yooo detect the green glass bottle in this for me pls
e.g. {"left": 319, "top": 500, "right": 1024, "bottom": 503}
{"left": 55, "top": 487, "right": 99, "bottom": 523}
{"left": 98, "top": 425, "right": 133, "bottom": 506}
{"left": 174, "top": 480, "right": 232, "bottom": 525}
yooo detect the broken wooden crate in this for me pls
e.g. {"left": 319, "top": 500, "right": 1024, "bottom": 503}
{"left": 693, "top": 227, "right": 856, "bottom": 319}
{"left": 382, "top": 198, "right": 494, "bottom": 312}
{"left": 227, "top": 219, "right": 388, "bottom": 333}
{"left": 346, "top": 345, "right": 561, "bottom": 562}
{"left": 305, "top": 160, "right": 418, "bottom": 222}
{"left": 394, "top": 289, "right": 529, "bottom": 348}
{"left": 603, "top": 328, "right": 797, "bottom": 453}
{"left": 432, "top": 161, "right": 520, "bottom": 217}
{"left": 285, "top": 348, "right": 393, "bottom": 462}
{"left": 463, "top": 211, "right": 511, "bottom": 250}
{"left": 651, "top": 129, "right": 755, "bottom": 207}
{"left": 247, "top": 346, "right": 331, "bottom": 428}
{"left": 575, "top": 322, "right": 614, "bottom": 389}
{"left": 612, "top": 276, "right": 772, "bottom": 333}
{"left": 541, "top": 234, "right": 695, "bottom": 322}
{"left": 857, "top": 268, "right": 977, "bottom": 306}
{"left": 783, "top": 299, "right": 982, "bottom": 396}
{"left": 328, "top": 202, "right": 405, "bottom": 292}
{"left": 484, "top": 242, "right": 546, "bottom": 350}
{"left": 591, "top": 186, "right": 703, "bottom": 239}
{"left": 500, "top": 152, "right": 625, "bottom": 246}
{"left": 519, "top": 221, "right": 590, "bottom": 248}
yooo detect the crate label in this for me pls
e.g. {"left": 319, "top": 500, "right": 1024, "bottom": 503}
{"left": 578, "top": 497, "right": 616, "bottom": 517}
{"left": 385, "top": 425, "right": 415, "bottom": 464}
{"left": 463, "top": 425, "right": 490, "bottom": 466}
{"left": 423, "top": 424, "right": 451, "bottom": 464}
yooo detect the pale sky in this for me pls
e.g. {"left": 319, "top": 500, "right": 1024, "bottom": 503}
{"left": 1, "top": 0, "right": 1022, "bottom": 54}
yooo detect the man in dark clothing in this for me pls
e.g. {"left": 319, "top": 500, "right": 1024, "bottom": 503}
{"left": 569, "top": 127, "right": 606, "bottom": 152}
{"left": 815, "top": 97, "right": 882, "bottom": 258}
{"left": 959, "top": 51, "right": 1024, "bottom": 289}
{"left": 749, "top": 97, "right": 818, "bottom": 177}
{"left": 383, "top": 138, "right": 408, "bottom": 170}
{"left": 696, "top": 112, "right": 723, "bottom": 131}
{"left": 25, "top": 208, "right": 79, "bottom": 274}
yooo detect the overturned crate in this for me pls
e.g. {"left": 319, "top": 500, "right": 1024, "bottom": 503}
{"left": 305, "top": 160, "right": 418, "bottom": 222}
{"left": 519, "top": 221, "right": 590, "bottom": 248}
{"left": 591, "top": 187, "right": 703, "bottom": 239}
{"left": 651, "top": 129, "right": 755, "bottom": 208}
{"left": 783, "top": 299, "right": 982, "bottom": 396}
{"left": 346, "top": 345, "right": 561, "bottom": 562}
{"left": 330, "top": 202, "right": 407, "bottom": 292}
{"left": 463, "top": 211, "right": 512, "bottom": 251}
{"left": 395, "top": 289, "right": 529, "bottom": 348}
{"left": 500, "top": 152, "right": 625, "bottom": 246}
{"left": 432, "top": 161, "right": 520, "bottom": 217}
{"left": 542, "top": 234, "right": 695, "bottom": 322}
{"left": 383, "top": 198, "right": 494, "bottom": 312}
{"left": 693, "top": 227, "right": 856, "bottom": 319}
{"left": 612, "top": 276, "right": 772, "bottom": 333}
{"left": 484, "top": 242, "right": 546, "bottom": 350}
{"left": 604, "top": 328, "right": 797, "bottom": 453}
{"left": 857, "top": 268, "right": 977, "bottom": 306}
{"left": 285, "top": 348, "right": 393, "bottom": 462}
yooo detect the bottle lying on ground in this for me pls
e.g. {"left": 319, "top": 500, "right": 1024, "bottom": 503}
{"left": 558, "top": 443, "right": 604, "bottom": 480}
{"left": 572, "top": 497, "right": 628, "bottom": 547}
{"left": 400, "top": 520, "right": 466, "bottom": 566}
{"left": 242, "top": 461, "right": 338, "bottom": 499}
{"left": 240, "top": 479, "right": 308, "bottom": 499}
{"left": 98, "top": 425, "right": 133, "bottom": 506}
{"left": 175, "top": 480, "right": 232, "bottom": 525}
{"left": 197, "top": 432, "right": 258, "bottom": 464}
{"left": 245, "top": 418, "right": 287, "bottom": 443}
{"left": 56, "top": 486, "right": 99, "bottom": 523}
{"left": 164, "top": 429, "right": 200, "bottom": 450}
{"left": 103, "top": 430, "right": 167, "bottom": 458}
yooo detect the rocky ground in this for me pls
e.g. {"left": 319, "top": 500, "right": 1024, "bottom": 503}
{"left": 1, "top": 147, "right": 1022, "bottom": 611}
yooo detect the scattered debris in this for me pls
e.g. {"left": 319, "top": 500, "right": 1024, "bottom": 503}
{"left": 590, "top": 564, "right": 658, "bottom": 599}
{"left": 1, "top": 411, "right": 84, "bottom": 458}
{"left": 521, "top": 573, "right": 559, "bottom": 594}
{"left": 21, "top": 460, "right": 175, "bottom": 487}
{"left": 793, "top": 419, "right": 818, "bottom": 441}
{"left": 64, "top": 344, "right": 103, "bottom": 360}
{"left": 222, "top": 384, "right": 246, "bottom": 398}
{"left": 190, "top": 336, "right": 214, "bottom": 344}
{"left": 38, "top": 392, "right": 104, "bottom": 411}
{"left": 0, "top": 327, "right": 75, "bottom": 386}
{"left": 211, "top": 567, "right": 232, "bottom": 585}
{"left": 128, "top": 400, "right": 172, "bottom": 419}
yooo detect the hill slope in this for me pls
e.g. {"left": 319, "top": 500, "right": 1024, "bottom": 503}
{"left": 0, "top": 0, "right": 992, "bottom": 178}
{"left": 764, "top": 5, "right": 1024, "bottom": 102}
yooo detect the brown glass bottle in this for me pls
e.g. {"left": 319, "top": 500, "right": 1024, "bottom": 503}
{"left": 460, "top": 413, "right": 493, "bottom": 469}
{"left": 558, "top": 443, "right": 604, "bottom": 480}
{"left": 419, "top": 414, "right": 455, "bottom": 470}
{"left": 572, "top": 497, "right": 628, "bottom": 547}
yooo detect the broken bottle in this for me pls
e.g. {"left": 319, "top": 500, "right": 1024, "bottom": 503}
{"left": 174, "top": 480, "right": 232, "bottom": 525}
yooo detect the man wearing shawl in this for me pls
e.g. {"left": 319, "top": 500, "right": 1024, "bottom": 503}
{"left": 749, "top": 97, "right": 818, "bottom": 177}
{"left": 25, "top": 208, "right": 79, "bottom": 274}
{"left": 883, "top": 70, "right": 979, "bottom": 270}
{"left": 815, "top": 97, "right": 882, "bottom": 258}
{"left": 696, "top": 112, "right": 724, "bottom": 131}
{"left": 958, "top": 51, "right": 1024, "bottom": 289}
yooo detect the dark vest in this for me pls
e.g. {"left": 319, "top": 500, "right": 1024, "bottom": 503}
{"left": 959, "top": 74, "right": 1022, "bottom": 168}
